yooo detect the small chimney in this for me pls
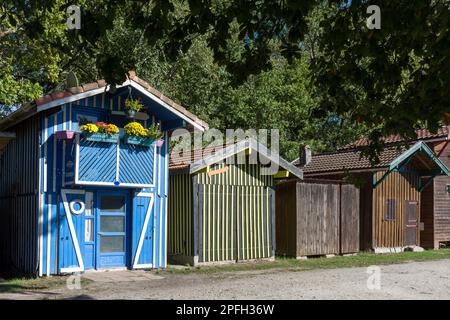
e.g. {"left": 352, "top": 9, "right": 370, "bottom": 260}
{"left": 298, "top": 145, "right": 312, "bottom": 167}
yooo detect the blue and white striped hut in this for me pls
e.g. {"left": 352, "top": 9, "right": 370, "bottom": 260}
{"left": 0, "top": 72, "right": 208, "bottom": 276}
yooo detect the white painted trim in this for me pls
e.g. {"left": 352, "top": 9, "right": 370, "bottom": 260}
{"left": 69, "top": 199, "right": 85, "bottom": 215}
{"left": 68, "top": 103, "right": 72, "bottom": 130}
{"left": 136, "top": 192, "right": 154, "bottom": 197}
{"left": 132, "top": 263, "right": 153, "bottom": 269}
{"left": 61, "top": 189, "right": 85, "bottom": 195}
{"left": 158, "top": 142, "right": 162, "bottom": 196}
{"left": 133, "top": 194, "right": 155, "bottom": 268}
{"left": 74, "top": 134, "right": 80, "bottom": 183}
{"left": 164, "top": 132, "right": 169, "bottom": 267}
{"left": 52, "top": 114, "right": 57, "bottom": 192}
{"left": 60, "top": 267, "right": 83, "bottom": 273}
{"left": 115, "top": 141, "right": 120, "bottom": 182}
{"left": 158, "top": 141, "right": 163, "bottom": 266}
{"left": 38, "top": 193, "right": 44, "bottom": 277}
{"left": 43, "top": 117, "right": 48, "bottom": 193}
{"left": 61, "top": 189, "right": 85, "bottom": 272}
{"left": 73, "top": 180, "right": 154, "bottom": 188}
{"left": 63, "top": 105, "right": 67, "bottom": 130}
{"left": 159, "top": 196, "right": 163, "bottom": 267}
{"left": 36, "top": 85, "right": 126, "bottom": 112}
{"left": 129, "top": 81, "right": 206, "bottom": 131}
{"left": 46, "top": 194, "right": 52, "bottom": 276}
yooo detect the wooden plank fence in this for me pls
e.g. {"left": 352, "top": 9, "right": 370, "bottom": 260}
{"left": 276, "top": 180, "right": 359, "bottom": 257}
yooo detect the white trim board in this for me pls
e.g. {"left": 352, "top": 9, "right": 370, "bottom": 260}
{"left": 128, "top": 81, "right": 205, "bottom": 132}
{"left": 133, "top": 193, "right": 155, "bottom": 269}
{"left": 61, "top": 189, "right": 85, "bottom": 272}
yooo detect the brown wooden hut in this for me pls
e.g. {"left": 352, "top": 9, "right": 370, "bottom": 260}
{"left": 276, "top": 179, "right": 359, "bottom": 258}
{"left": 296, "top": 141, "right": 450, "bottom": 252}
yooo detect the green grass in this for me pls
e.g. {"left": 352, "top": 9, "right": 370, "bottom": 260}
{"left": 164, "top": 248, "right": 450, "bottom": 275}
{"left": 0, "top": 276, "right": 92, "bottom": 294}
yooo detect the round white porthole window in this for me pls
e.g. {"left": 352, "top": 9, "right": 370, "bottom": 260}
{"left": 69, "top": 199, "right": 85, "bottom": 215}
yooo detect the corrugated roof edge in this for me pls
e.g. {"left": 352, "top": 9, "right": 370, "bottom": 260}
{"left": 0, "top": 71, "right": 209, "bottom": 131}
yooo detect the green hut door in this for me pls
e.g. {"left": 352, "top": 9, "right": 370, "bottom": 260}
{"left": 196, "top": 184, "right": 274, "bottom": 263}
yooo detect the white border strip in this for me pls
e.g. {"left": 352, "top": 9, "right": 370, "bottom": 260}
{"left": 129, "top": 81, "right": 205, "bottom": 131}
{"left": 38, "top": 193, "right": 44, "bottom": 277}
{"left": 43, "top": 117, "right": 48, "bottom": 193}
{"left": 164, "top": 131, "right": 169, "bottom": 267}
{"left": 46, "top": 194, "right": 52, "bottom": 276}
{"left": 52, "top": 114, "right": 57, "bottom": 192}
{"left": 60, "top": 189, "right": 85, "bottom": 273}
{"left": 133, "top": 193, "right": 155, "bottom": 268}
{"left": 36, "top": 86, "right": 123, "bottom": 112}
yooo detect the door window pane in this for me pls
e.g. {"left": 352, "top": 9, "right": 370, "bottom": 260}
{"left": 100, "top": 216, "right": 125, "bottom": 232}
{"left": 100, "top": 196, "right": 125, "bottom": 212}
{"left": 100, "top": 236, "right": 124, "bottom": 253}
{"left": 85, "top": 219, "right": 93, "bottom": 242}
{"left": 85, "top": 192, "right": 93, "bottom": 216}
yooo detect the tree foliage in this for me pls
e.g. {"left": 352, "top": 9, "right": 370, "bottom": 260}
{"left": 6, "top": 1, "right": 444, "bottom": 159}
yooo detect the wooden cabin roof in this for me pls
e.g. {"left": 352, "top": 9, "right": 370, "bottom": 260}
{"left": 169, "top": 138, "right": 303, "bottom": 179}
{"left": 300, "top": 145, "right": 406, "bottom": 175}
{"left": 341, "top": 125, "right": 450, "bottom": 150}
{"left": 0, "top": 71, "right": 208, "bottom": 131}
{"left": 301, "top": 141, "right": 450, "bottom": 177}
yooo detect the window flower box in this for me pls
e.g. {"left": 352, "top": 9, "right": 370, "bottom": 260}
{"left": 82, "top": 132, "right": 120, "bottom": 143}
{"left": 155, "top": 138, "right": 164, "bottom": 147}
{"left": 56, "top": 130, "right": 76, "bottom": 140}
{"left": 122, "top": 135, "right": 155, "bottom": 147}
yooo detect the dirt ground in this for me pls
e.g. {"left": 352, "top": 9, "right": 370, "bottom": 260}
{"left": 2, "top": 259, "right": 450, "bottom": 300}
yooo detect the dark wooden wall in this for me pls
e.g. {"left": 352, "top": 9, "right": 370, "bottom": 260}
{"left": 432, "top": 141, "right": 450, "bottom": 248}
{"left": 275, "top": 180, "right": 297, "bottom": 257}
{"left": 358, "top": 174, "right": 374, "bottom": 250}
{"left": 420, "top": 179, "right": 434, "bottom": 248}
{"left": 0, "top": 116, "right": 40, "bottom": 274}
{"left": 276, "top": 180, "right": 359, "bottom": 257}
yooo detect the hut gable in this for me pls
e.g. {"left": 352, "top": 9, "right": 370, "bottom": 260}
{"left": 0, "top": 71, "right": 208, "bottom": 132}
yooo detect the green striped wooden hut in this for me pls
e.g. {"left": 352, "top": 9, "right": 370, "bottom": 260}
{"left": 168, "top": 138, "right": 303, "bottom": 265}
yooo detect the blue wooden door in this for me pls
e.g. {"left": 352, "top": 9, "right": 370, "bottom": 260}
{"left": 59, "top": 190, "right": 86, "bottom": 273}
{"left": 96, "top": 190, "right": 130, "bottom": 268}
{"left": 131, "top": 192, "right": 155, "bottom": 268}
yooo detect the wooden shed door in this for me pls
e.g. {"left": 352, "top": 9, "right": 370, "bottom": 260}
{"left": 404, "top": 201, "right": 418, "bottom": 246}
{"left": 196, "top": 184, "right": 274, "bottom": 263}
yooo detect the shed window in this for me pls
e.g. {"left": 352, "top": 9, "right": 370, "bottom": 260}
{"left": 385, "top": 199, "right": 396, "bottom": 221}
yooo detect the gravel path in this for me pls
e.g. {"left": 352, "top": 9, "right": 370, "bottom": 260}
{"left": 2, "top": 259, "right": 450, "bottom": 300}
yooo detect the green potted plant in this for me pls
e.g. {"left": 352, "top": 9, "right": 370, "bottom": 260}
{"left": 80, "top": 122, "right": 120, "bottom": 143}
{"left": 147, "top": 123, "right": 164, "bottom": 147}
{"left": 124, "top": 98, "right": 143, "bottom": 119}
{"left": 123, "top": 122, "right": 164, "bottom": 147}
